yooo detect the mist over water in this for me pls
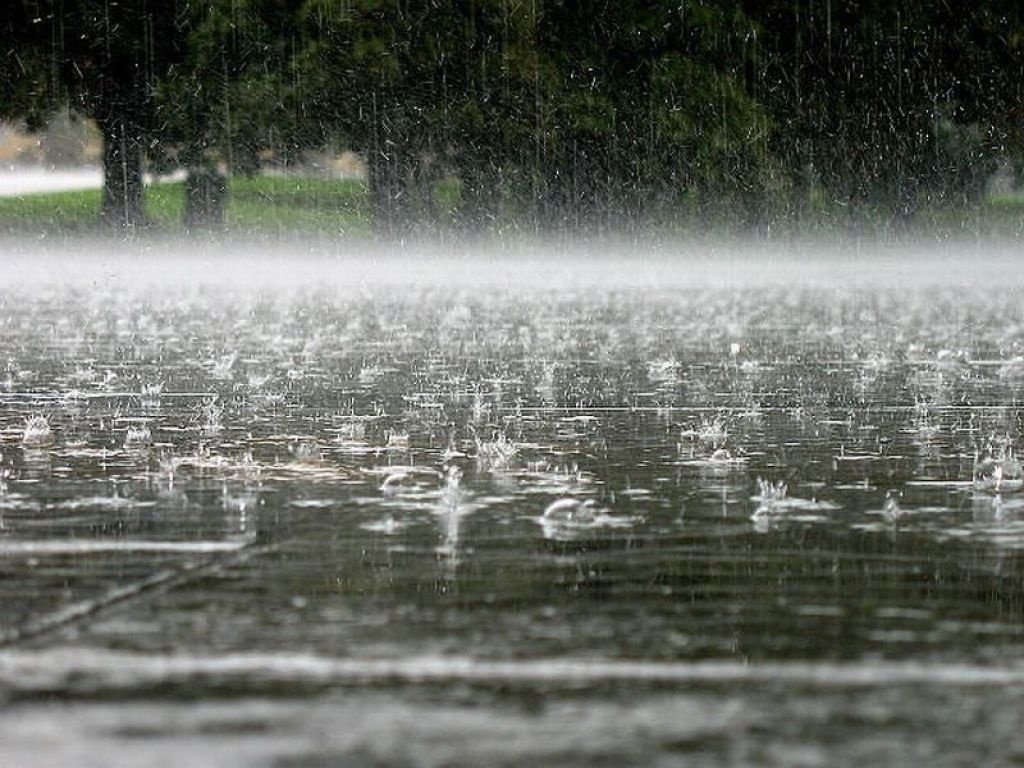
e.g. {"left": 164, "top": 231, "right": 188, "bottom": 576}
{"left": 5, "top": 235, "right": 1023, "bottom": 289}
{"left": 3, "top": 238, "right": 1024, "bottom": 765}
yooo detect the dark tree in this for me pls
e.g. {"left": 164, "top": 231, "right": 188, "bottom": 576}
{"left": 6, "top": 0, "right": 1024, "bottom": 235}
{"left": 528, "top": 1, "right": 767, "bottom": 231}
{"left": 300, "top": 0, "right": 453, "bottom": 234}
{"left": 152, "top": 0, "right": 308, "bottom": 230}
{"left": 743, "top": 1, "right": 1024, "bottom": 225}
{"left": 299, "top": 0, "right": 767, "bottom": 234}
{"left": 1, "top": 2, "right": 194, "bottom": 229}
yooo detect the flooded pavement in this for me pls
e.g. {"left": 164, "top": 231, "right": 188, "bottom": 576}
{"left": 2, "top": 242, "right": 1024, "bottom": 766}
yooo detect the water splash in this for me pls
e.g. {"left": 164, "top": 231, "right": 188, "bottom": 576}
{"left": 211, "top": 352, "right": 238, "bottom": 380}
{"left": 973, "top": 441, "right": 1023, "bottom": 492}
{"left": 22, "top": 414, "right": 52, "bottom": 448}
{"left": 883, "top": 491, "right": 904, "bottom": 524}
{"left": 124, "top": 424, "right": 152, "bottom": 448}
{"left": 379, "top": 467, "right": 441, "bottom": 496}
{"left": 750, "top": 477, "right": 839, "bottom": 525}
{"left": 201, "top": 400, "right": 224, "bottom": 436}
{"left": 473, "top": 429, "right": 519, "bottom": 469}
{"left": 140, "top": 381, "right": 164, "bottom": 408}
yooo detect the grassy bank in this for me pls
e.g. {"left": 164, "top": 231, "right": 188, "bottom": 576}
{"left": 0, "top": 175, "right": 372, "bottom": 236}
{"left": 2, "top": 173, "right": 1024, "bottom": 239}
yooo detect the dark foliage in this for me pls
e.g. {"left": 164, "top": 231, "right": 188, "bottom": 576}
{"left": 3, "top": 0, "right": 1023, "bottom": 233}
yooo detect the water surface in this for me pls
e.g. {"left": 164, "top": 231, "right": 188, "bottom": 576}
{"left": 2, "top": 242, "right": 1023, "bottom": 765}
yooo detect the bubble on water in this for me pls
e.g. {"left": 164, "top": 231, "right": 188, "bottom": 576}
{"left": 378, "top": 467, "right": 440, "bottom": 495}
{"left": 543, "top": 497, "right": 598, "bottom": 524}
{"left": 537, "top": 496, "right": 635, "bottom": 540}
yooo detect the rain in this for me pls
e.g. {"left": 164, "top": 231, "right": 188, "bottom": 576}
{"left": 3, "top": 3, "right": 1024, "bottom": 766}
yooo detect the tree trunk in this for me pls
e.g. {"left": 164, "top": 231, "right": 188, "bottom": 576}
{"left": 184, "top": 166, "right": 228, "bottom": 231}
{"left": 367, "top": 151, "right": 412, "bottom": 237}
{"left": 98, "top": 116, "right": 147, "bottom": 229}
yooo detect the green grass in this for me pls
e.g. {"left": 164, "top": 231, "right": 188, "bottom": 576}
{"left": 227, "top": 176, "right": 370, "bottom": 235}
{"left": 146, "top": 183, "right": 186, "bottom": 229}
{"left": 3, "top": 173, "right": 1024, "bottom": 238}
{"left": 0, "top": 174, "right": 372, "bottom": 236}
{"left": 0, "top": 186, "right": 107, "bottom": 232}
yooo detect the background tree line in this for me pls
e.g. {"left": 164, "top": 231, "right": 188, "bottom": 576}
{"left": 2, "top": 0, "right": 1022, "bottom": 234}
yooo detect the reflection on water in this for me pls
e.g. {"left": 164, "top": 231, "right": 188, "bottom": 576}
{"left": 3, "top": 250, "right": 1024, "bottom": 763}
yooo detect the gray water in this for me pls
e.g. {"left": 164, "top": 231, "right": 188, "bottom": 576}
{"left": 2, "top": 242, "right": 1024, "bottom": 766}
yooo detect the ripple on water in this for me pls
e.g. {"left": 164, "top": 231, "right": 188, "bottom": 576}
{"left": 4, "top": 259, "right": 1024, "bottom": 762}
